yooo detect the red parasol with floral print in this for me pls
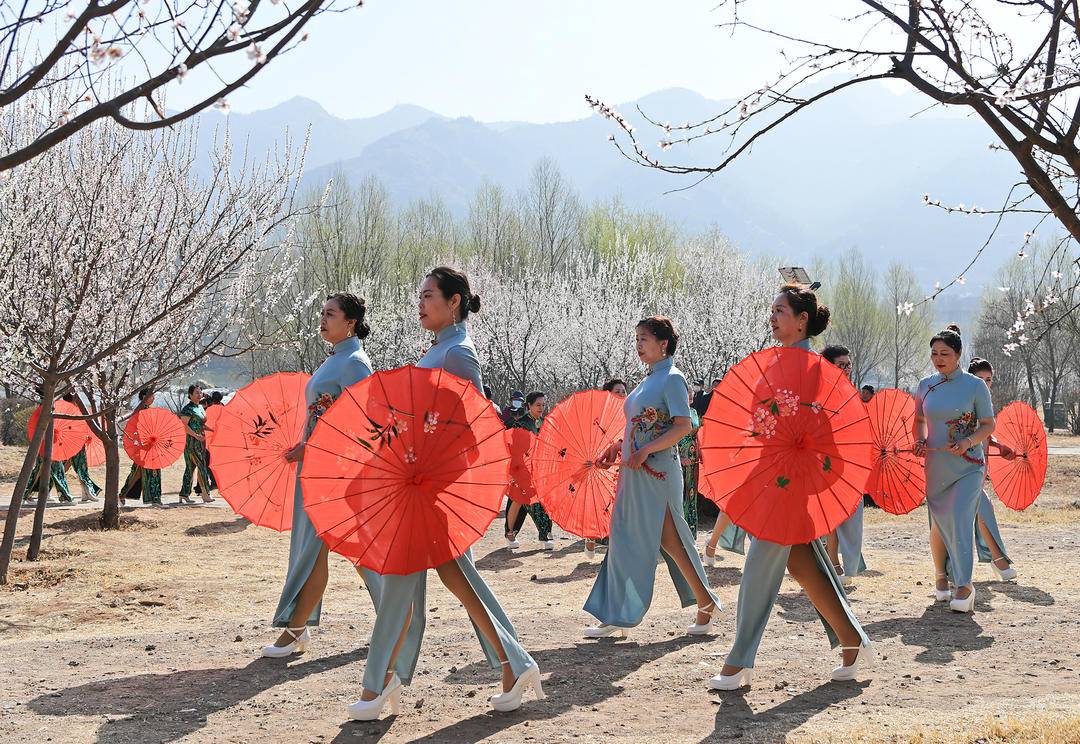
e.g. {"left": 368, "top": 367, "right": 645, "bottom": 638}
{"left": 27, "top": 401, "right": 91, "bottom": 461}
{"left": 300, "top": 365, "right": 510, "bottom": 575}
{"left": 207, "top": 373, "right": 311, "bottom": 531}
{"left": 699, "top": 346, "right": 874, "bottom": 545}
{"left": 989, "top": 401, "right": 1047, "bottom": 511}
{"left": 505, "top": 428, "right": 540, "bottom": 506}
{"left": 531, "top": 390, "right": 626, "bottom": 538}
{"left": 864, "top": 388, "right": 927, "bottom": 515}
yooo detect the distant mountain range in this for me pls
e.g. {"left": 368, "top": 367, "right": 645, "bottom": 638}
{"left": 191, "top": 83, "right": 1035, "bottom": 307}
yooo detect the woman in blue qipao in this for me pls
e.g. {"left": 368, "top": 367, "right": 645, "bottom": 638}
{"left": 709, "top": 285, "right": 871, "bottom": 691}
{"left": 913, "top": 332, "right": 997, "bottom": 613}
{"left": 261, "top": 294, "right": 386, "bottom": 658}
{"left": 349, "top": 267, "right": 542, "bottom": 722}
{"left": 963, "top": 358, "right": 1018, "bottom": 581}
{"left": 583, "top": 316, "right": 720, "bottom": 639}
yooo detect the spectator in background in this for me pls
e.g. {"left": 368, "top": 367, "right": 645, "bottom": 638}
{"left": 484, "top": 386, "right": 502, "bottom": 418}
{"left": 690, "top": 380, "right": 708, "bottom": 418}
{"left": 501, "top": 389, "right": 526, "bottom": 427}
{"left": 195, "top": 390, "right": 225, "bottom": 497}
{"left": 859, "top": 385, "right": 875, "bottom": 403}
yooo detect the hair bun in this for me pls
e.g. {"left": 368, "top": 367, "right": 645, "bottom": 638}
{"left": 468, "top": 294, "right": 481, "bottom": 313}
{"left": 808, "top": 304, "right": 831, "bottom": 337}
{"left": 946, "top": 323, "right": 961, "bottom": 336}
{"left": 356, "top": 321, "right": 371, "bottom": 340}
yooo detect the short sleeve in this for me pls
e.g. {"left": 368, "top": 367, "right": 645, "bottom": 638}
{"left": 914, "top": 379, "right": 927, "bottom": 417}
{"left": 663, "top": 373, "right": 693, "bottom": 420}
{"left": 444, "top": 345, "right": 484, "bottom": 395}
{"left": 973, "top": 376, "right": 994, "bottom": 419}
{"left": 339, "top": 355, "right": 372, "bottom": 390}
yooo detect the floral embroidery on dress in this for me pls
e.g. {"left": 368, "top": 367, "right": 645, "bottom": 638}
{"left": 308, "top": 392, "right": 335, "bottom": 419}
{"left": 947, "top": 410, "right": 984, "bottom": 465}
{"left": 630, "top": 407, "right": 673, "bottom": 480}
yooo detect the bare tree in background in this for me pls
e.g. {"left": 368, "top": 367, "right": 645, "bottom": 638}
{"left": 588, "top": 0, "right": 1080, "bottom": 351}
{"left": 0, "top": 0, "right": 359, "bottom": 171}
{"left": 522, "top": 158, "right": 582, "bottom": 271}
{"left": 0, "top": 114, "right": 302, "bottom": 583}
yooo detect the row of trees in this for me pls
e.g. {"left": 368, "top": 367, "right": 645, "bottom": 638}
{"left": 0, "top": 112, "right": 306, "bottom": 582}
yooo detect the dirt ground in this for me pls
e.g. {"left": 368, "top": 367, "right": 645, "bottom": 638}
{"left": 1, "top": 445, "right": 1079, "bottom": 743}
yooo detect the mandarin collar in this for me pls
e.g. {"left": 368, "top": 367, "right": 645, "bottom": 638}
{"left": 331, "top": 336, "right": 361, "bottom": 356}
{"left": 434, "top": 322, "right": 467, "bottom": 345}
{"left": 648, "top": 355, "right": 675, "bottom": 376}
{"left": 788, "top": 338, "right": 812, "bottom": 351}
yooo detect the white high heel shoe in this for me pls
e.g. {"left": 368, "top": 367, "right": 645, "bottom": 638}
{"left": 831, "top": 641, "right": 874, "bottom": 681}
{"left": 991, "top": 557, "right": 1017, "bottom": 581}
{"left": 506, "top": 536, "right": 520, "bottom": 550}
{"left": 834, "top": 564, "right": 854, "bottom": 589}
{"left": 933, "top": 572, "right": 952, "bottom": 602}
{"left": 686, "top": 602, "right": 718, "bottom": 636}
{"left": 950, "top": 585, "right": 976, "bottom": 613}
{"left": 703, "top": 548, "right": 717, "bottom": 568}
{"left": 708, "top": 667, "right": 752, "bottom": 690}
{"left": 584, "top": 623, "right": 629, "bottom": 639}
{"left": 347, "top": 674, "right": 402, "bottom": 721}
{"left": 490, "top": 661, "right": 547, "bottom": 712}
{"left": 260, "top": 627, "right": 310, "bottom": 658}
{"left": 541, "top": 540, "right": 555, "bottom": 551}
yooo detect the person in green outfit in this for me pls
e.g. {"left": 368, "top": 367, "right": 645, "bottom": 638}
{"left": 194, "top": 390, "right": 223, "bottom": 497}
{"left": 178, "top": 384, "right": 214, "bottom": 504}
{"left": 677, "top": 388, "right": 701, "bottom": 538}
{"left": 61, "top": 394, "right": 101, "bottom": 503}
{"left": 23, "top": 458, "right": 74, "bottom": 503}
{"left": 119, "top": 388, "right": 163, "bottom": 506}
{"left": 504, "top": 392, "right": 555, "bottom": 550}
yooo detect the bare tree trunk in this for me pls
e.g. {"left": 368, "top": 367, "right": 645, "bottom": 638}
{"left": 26, "top": 419, "right": 54, "bottom": 561}
{"left": 0, "top": 383, "right": 16, "bottom": 445}
{"left": 0, "top": 382, "right": 53, "bottom": 584}
{"left": 100, "top": 409, "right": 121, "bottom": 530}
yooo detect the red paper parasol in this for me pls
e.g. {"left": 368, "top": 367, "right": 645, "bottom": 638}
{"left": 532, "top": 390, "right": 625, "bottom": 539}
{"left": 82, "top": 432, "right": 106, "bottom": 468}
{"left": 123, "top": 408, "right": 186, "bottom": 470}
{"left": 28, "top": 401, "right": 91, "bottom": 461}
{"left": 699, "top": 346, "right": 874, "bottom": 545}
{"left": 989, "top": 401, "right": 1047, "bottom": 511}
{"left": 864, "top": 388, "right": 926, "bottom": 515}
{"left": 301, "top": 365, "right": 510, "bottom": 575}
{"left": 206, "top": 373, "right": 310, "bottom": 531}
{"left": 505, "top": 428, "right": 540, "bottom": 506}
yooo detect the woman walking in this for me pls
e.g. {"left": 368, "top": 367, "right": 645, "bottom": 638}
{"left": 964, "top": 358, "right": 1018, "bottom": 581}
{"left": 177, "top": 384, "right": 214, "bottom": 504}
{"left": 263, "top": 294, "right": 386, "bottom": 658}
{"left": 583, "top": 316, "right": 720, "bottom": 639}
{"left": 504, "top": 391, "right": 555, "bottom": 550}
{"left": 709, "top": 285, "right": 871, "bottom": 690}
{"left": 678, "top": 388, "right": 702, "bottom": 538}
{"left": 119, "top": 389, "right": 163, "bottom": 506}
{"left": 820, "top": 344, "right": 866, "bottom": 587}
{"left": 914, "top": 325, "right": 995, "bottom": 613}
{"left": 350, "top": 268, "right": 542, "bottom": 721}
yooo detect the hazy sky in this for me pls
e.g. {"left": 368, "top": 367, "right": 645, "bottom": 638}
{"left": 174, "top": 0, "right": 865, "bottom": 122}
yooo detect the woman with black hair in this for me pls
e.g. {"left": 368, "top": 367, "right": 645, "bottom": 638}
{"left": 583, "top": 316, "right": 720, "bottom": 640}
{"left": 263, "top": 293, "right": 386, "bottom": 657}
{"left": 710, "top": 285, "right": 871, "bottom": 690}
{"left": 119, "top": 388, "right": 162, "bottom": 506}
{"left": 351, "top": 267, "right": 542, "bottom": 721}
{"left": 178, "top": 384, "right": 214, "bottom": 504}
{"left": 504, "top": 391, "right": 555, "bottom": 550}
{"left": 912, "top": 331, "right": 997, "bottom": 613}
{"left": 964, "top": 358, "right": 1018, "bottom": 581}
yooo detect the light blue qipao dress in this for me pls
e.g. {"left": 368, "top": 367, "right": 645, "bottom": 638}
{"left": 361, "top": 322, "right": 536, "bottom": 694}
{"left": 834, "top": 500, "right": 867, "bottom": 577}
{"left": 916, "top": 369, "right": 994, "bottom": 588}
{"left": 272, "top": 335, "right": 384, "bottom": 627}
{"left": 583, "top": 356, "right": 720, "bottom": 627}
{"left": 724, "top": 338, "right": 869, "bottom": 669}
{"left": 975, "top": 487, "right": 1010, "bottom": 566}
